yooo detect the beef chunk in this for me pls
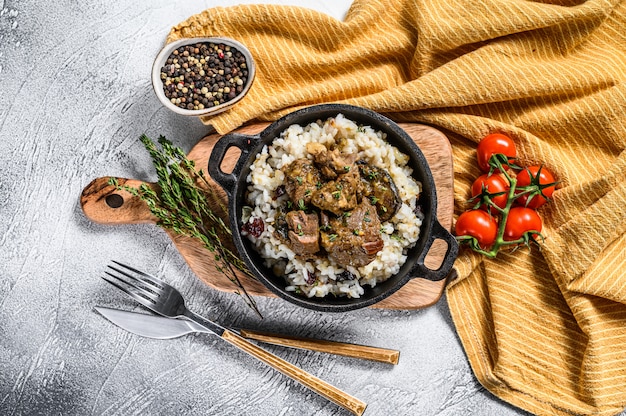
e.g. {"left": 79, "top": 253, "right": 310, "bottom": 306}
{"left": 328, "top": 148, "right": 358, "bottom": 175}
{"left": 306, "top": 142, "right": 336, "bottom": 179}
{"left": 310, "top": 168, "right": 360, "bottom": 215}
{"left": 357, "top": 161, "right": 402, "bottom": 222}
{"left": 306, "top": 142, "right": 358, "bottom": 180}
{"left": 320, "top": 198, "right": 383, "bottom": 267}
{"left": 285, "top": 210, "right": 320, "bottom": 256}
{"left": 281, "top": 158, "right": 321, "bottom": 206}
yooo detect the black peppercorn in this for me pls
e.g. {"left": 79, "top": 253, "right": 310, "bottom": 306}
{"left": 160, "top": 41, "right": 249, "bottom": 111}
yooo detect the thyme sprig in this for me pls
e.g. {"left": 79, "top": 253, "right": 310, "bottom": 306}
{"left": 110, "top": 134, "right": 261, "bottom": 318}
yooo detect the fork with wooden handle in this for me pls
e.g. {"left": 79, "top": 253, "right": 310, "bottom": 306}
{"left": 237, "top": 328, "right": 398, "bottom": 364}
{"left": 102, "top": 261, "right": 368, "bottom": 416}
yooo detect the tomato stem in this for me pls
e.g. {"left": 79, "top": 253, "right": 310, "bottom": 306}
{"left": 457, "top": 154, "right": 544, "bottom": 258}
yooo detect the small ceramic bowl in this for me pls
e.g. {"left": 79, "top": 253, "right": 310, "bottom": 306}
{"left": 151, "top": 37, "right": 255, "bottom": 117}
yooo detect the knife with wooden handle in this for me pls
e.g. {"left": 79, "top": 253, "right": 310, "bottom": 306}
{"left": 95, "top": 306, "right": 374, "bottom": 415}
{"left": 94, "top": 306, "right": 399, "bottom": 365}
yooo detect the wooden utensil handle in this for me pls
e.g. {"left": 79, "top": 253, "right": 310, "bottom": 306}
{"left": 80, "top": 177, "right": 157, "bottom": 225}
{"left": 240, "top": 329, "right": 399, "bottom": 365}
{"left": 221, "top": 329, "right": 367, "bottom": 416}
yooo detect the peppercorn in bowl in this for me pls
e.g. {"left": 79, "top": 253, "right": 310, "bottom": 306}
{"left": 151, "top": 37, "right": 255, "bottom": 116}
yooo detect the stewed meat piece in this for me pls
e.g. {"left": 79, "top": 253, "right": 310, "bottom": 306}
{"left": 281, "top": 158, "right": 321, "bottom": 206}
{"left": 306, "top": 142, "right": 358, "bottom": 179}
{"left": 306, "top": 142, "right": 336, "bottom": 179}
{"left": 357, "top": 161, "right": 402, "bottom": 222}
{"left": 310, "top": 168, "right": 360, "bottom": 215}
{"left": 285, "top": 210, "right": 320, "bottom": 256}
{"left": 320, "top": 198, "right": 383, "bottom": 267}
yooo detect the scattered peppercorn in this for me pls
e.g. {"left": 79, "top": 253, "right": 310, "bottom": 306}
{"left": 160, "top": 41, "right": 249, "bottom": 111}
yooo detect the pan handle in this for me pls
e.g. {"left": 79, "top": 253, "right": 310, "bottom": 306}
{"left": 208, "top": 133, "right": 259, "bottom": 197}
{"left": 410, "top": 219, "right": 458, "bottom": 281}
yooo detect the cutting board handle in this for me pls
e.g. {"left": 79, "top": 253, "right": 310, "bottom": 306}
{"left": 80, "top": 177, "right": 157, "bottom": 225}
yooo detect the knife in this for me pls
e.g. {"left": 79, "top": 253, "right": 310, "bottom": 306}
{"left": 94, "top": 306, "right": 400, "bottom": 365}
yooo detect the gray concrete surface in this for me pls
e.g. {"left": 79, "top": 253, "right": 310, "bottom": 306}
{"left": 0, "top": 1, "right": 533, "bottom": 415}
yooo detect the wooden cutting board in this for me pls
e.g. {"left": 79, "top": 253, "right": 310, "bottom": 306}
{"left": 81, "top": 123, "right": 454, "bottom": 310}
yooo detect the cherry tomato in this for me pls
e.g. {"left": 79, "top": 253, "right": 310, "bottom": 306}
{"left": 515, "top": 165, "right": 557, "bottom": 209}
{"left": 455, "top": 209, "right": 498, "bottom": 248}
{"left": 471, "top": 173, "right": 510, "bottom": 210}
{"left": 503, "top": 207, "right": 542, "bottom": 241}
{"left": 476, "top": 133, "right": 517, "bottom": 172}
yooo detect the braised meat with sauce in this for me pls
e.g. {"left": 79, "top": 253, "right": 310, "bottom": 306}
{"left": 357, "top": 161, "right": 402, "bottom": 222}
{"left": 285, "top": 210, "right": 319, "bottom": 256}
{"left": 281, "top": 158, "right": 321, "bottom": 205}
{"left": 265, "top": 142, "right": 403, "bottom": 268}
{"left": 306, "top": 142, "right": 358, "bottom": 180}
{"left": 310, "top": 168, "right": 360, "bottom": 215}
{"left": 320, "top": 198, "right": 384, "bottom": 267}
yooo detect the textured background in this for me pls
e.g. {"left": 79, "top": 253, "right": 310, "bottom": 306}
{"left": 0, "top": 1, "right": 532, "bottom": 415}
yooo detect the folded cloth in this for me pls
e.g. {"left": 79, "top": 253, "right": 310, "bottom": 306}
{"left": 166, "top": 1, "right": 626, "bottom": 414}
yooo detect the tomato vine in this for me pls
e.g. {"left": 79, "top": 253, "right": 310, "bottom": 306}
{"left": 455, "top": 134, "right": 559, "bottom": 258}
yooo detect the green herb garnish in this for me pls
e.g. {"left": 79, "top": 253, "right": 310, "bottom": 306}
{"left": 109, "top": 135, "right": 261, "bottom": 318}
{"left": 391, "top": 234, "right": 404, "bottom": 242}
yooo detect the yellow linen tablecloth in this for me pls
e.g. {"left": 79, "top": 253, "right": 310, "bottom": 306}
{"left": 166, "top": 1, "right": 626, "bottom": 414}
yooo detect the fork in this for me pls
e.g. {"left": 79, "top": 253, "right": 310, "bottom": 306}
{"left": 102, "top": 261, "right": 367, "bottom": 416}
{"left": 101, "top": 262, "right": 399, "bottom": 364}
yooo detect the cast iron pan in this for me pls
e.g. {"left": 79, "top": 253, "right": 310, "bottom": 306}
{"left": 209, "top": 104, "right": 458, "bottom": 312}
